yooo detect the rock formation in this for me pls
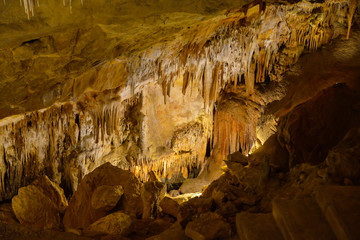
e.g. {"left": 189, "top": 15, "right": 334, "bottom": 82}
{"left": 12, "top": 175, "right": 67, "bottom": 229}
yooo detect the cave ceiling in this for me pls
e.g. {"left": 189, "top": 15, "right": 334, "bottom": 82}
{"left": 0, "top": 0, "right": 253, "bottom": 118}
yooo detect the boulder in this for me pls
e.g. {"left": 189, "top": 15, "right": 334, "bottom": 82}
{"left": 12, "top": 185, "right": 60, "bottom": 229}
{"left": 185, "top": 212, "right": 231, "bottom": 240}
{"left": 84, "top": 212, "right": 132, "bottom": 236}
{"left": 91, "top": 185, "right": 124, "bottom": 211}
{"left": 32, "top": 175, "right": 68, "bottom": 213}
{"left": 159, "top": 197, "right": 181, "bottom": 218}
{"left": 226, "top": 157, "right": 269, "bottom": 192}
{"left": 63, "top": 163, "right": 142, "bottom": 231}
{"left": 141, "top": 181, "right": 166, "bottom": 219}
{"left": 203, "top": 171, "right": 258, "bottom": 207}
{"left": 179, "top": 197, "right": 214, "bottom": 224}
{"left": 11, "top": 175, "right": 67, "bottom": 229}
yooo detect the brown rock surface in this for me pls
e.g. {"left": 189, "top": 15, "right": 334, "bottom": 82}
{"left": 277, "top": 84, "right": 360, "bottom": 167}
{"left": 185, "top": 212, "right": 232, "bottom": 240}
{"left": 326, "top": 127, "right": 360, "bottom": 182}
{"left": 272, "top": 198, "right": 336, "bottom": 240}
{"left": 236, "top": 213, "right": 284, "bottom": 240}
{"left": 84, "top": 211, "right": 132, "bottom": 236}
{"left": 63, "top": 163, "right": 142, "bottom": 231}
{"left": 315, "top": 185, "right": 360, "bottom": 240}
{"left": 226, "top": 157, "right": 270, "bottom": 192}
{"left": 179, "top": 197, "right": 215, "bottom": 224}
{"left": 147, "top": 222, "right": 189, "bottom": 240}
{"left": 32, "top": 175, "right": 68, "bottom": 213}
{"left": 91, "top": 185, "right": 124, "bottom": 211}
{"left": 12, "top": 185, "right": 60, "bottom": 229}
{"left": 159, "top": 196, "right": 181, "bottom": 219}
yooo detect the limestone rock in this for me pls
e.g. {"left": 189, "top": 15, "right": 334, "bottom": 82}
{"left": 84, "top": 212, "right": 132, "bottom": 236}
{"left": 91, "top": 185, "right": 124, "bottom": 211}
{"left": 185, "top": 212, "right": 231, "bottom": 240}
{"left": 12, "top": 185, "right": 60, "bottom": 229}
{"left": 32, "top": 175, "right": 68, "bottom": 213}
{"left": 141, "top": 181, "right": 166, "bottom": 219}
{"left": 63, "top": 163, "right": 142, "bottom": 231}
{"left": 326, "top": 127, "right": 360, "bottom": 182}
{"left": 159, "top": 197, "right": 181, "bottom": 219}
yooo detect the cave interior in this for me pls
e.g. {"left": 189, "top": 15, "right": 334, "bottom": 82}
{"left": 0, "top": 0, "right": 360, "bottom": 239}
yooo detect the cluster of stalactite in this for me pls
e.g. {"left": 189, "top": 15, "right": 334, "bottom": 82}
{"left": 212, "top": 92, "right": 261, "bottom": 158}
{"left": 131, "top": 120, "right": 209, "bottom": 181}
{"left": 127, "top": 0, "right": 350, "bottom": 111}
{"left": 124, "top": 0, "right": 351, "bottom": 161}
{"left": 3, "top": 0, "right": 84, "bottom": 19}
{"left": 0, "top": 90, "right": 135, "bottom": 201}
{"left": 132, "top": 152, "right": 205, "bottom": 182}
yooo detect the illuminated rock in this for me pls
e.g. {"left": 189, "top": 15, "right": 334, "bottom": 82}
{"left": 84, "top": 212, "right": 132, "bottom": 236}
{"left": 159, "top": 197, "right": 181, "bottom": 219}
{"left": 63, "top": 163, "right": 142, "bottom": 231}
{"left": 31, "top": 175, "right": 68, "bottom": 213}
{"left": 12, "top": 185, "right": 60, "bottom": 229}
{"left": 91, "top": 185, "right": 124, "bottom": 211}
{"left": 11, "top": 175, "right": 67, "bottom": 229}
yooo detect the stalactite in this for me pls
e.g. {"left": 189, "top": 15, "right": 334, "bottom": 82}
{"left": 212, "top": 93, "right": 261, "bottom": 160}
{"left": 125, "top": 0, "right": 350, "bottom": 112}
{"left": 0, "top": 89, "right": 134, "bottom": 201}
{"left": 3, "top": 0, "right": 85, "bottom": 19}
{"left": 347, "top": 0, "right": 358, "bottom": 39}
